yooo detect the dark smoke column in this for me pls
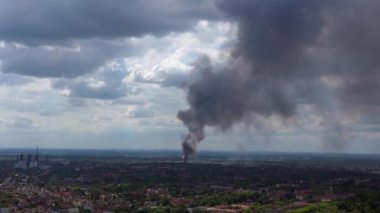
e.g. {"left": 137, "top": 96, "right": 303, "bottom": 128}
{"left": 178, "top": 0, "right": 380, "bottom": 158}
{"left": 177, "top": 0, "right": 331, "bottom": 160}
{"left": 178, "top": 109, "right": 205, "bottom": 162}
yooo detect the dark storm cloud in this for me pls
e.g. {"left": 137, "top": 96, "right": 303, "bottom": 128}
{"left": 0, "top": 0, "right": 220, "bottom": 78}
{"left": 178, "top": 0, "right": 380, "bottom": 159}
{"left": 0, "top": 0, "right": 220, "bottom": 45}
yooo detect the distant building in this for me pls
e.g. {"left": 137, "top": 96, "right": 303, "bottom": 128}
{"left": 14, "top": 146, "right": 49, "bottom": 169}
{"left": 27, "top": 154, "right": 32, "bottom": 168}
{"left": 14, "top": 153, "right": 27, "bottom": 169}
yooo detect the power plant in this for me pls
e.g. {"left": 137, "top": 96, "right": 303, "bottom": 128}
{"left": 14, "top": 146, "right": 49, "bottom": 169}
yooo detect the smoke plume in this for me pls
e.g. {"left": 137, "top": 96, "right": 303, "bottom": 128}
{"left": 178, "top": 0, "right": 380, "bottom": 161}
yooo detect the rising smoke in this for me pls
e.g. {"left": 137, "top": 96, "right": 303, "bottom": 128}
{"left": 178, "top": 0, "right": 380, "bottom": 161}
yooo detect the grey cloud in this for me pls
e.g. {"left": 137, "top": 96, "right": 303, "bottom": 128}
{"left": 52, "top": 60, "right": 128, "bottom": 99}
{"left": 161, "top": 72, "right": 193, "bottom": 88}
{"left": 0, "top": 0, "right": 220, "bottom": 45}
{"left": 0, "top": 40, "right": 130, "bottom": 78}
{"left": 128, "top": 107, "right": 154, "bottom": 118}
{"left": 38, "top": 106, "right": 67, "bottom": 117}
{"left": 10, "top": 117, "right": 34, "bottom": 129}
{"left": 39, "top": 110, "right": 56, "bottom": 117}
{"left": 112, "top": 98, "right": 146, "bottom": 106}
{"left": 68, "top": 97, "right": 88, "bottom": 107}
{"left": 0, "top": 1, "right": 220, "bottom": 79}
{"left": 0, "top": 73, "right": 32, "bottom": 86}
{"left": 139, "top": 119, "right": 181, "bottom": 128}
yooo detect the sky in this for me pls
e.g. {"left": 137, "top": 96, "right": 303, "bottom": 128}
{"left": 1, "top": 0, "right": 380, "bottom": 154}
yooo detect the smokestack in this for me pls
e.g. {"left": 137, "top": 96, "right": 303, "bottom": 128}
{"left": 27, "top": 154, "right": 31, "bottom": 168}
{"left": 36, "top": 146, "right": 39, "bottom": 167}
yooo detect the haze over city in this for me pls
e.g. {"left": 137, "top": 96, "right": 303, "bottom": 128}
{"left": 1, "top": 0, "right": 380, "bottom": 155}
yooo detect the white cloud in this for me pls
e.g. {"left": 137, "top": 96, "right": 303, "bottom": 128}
{"left": 125, "top": 20, "right": 237, "bottom": 88}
